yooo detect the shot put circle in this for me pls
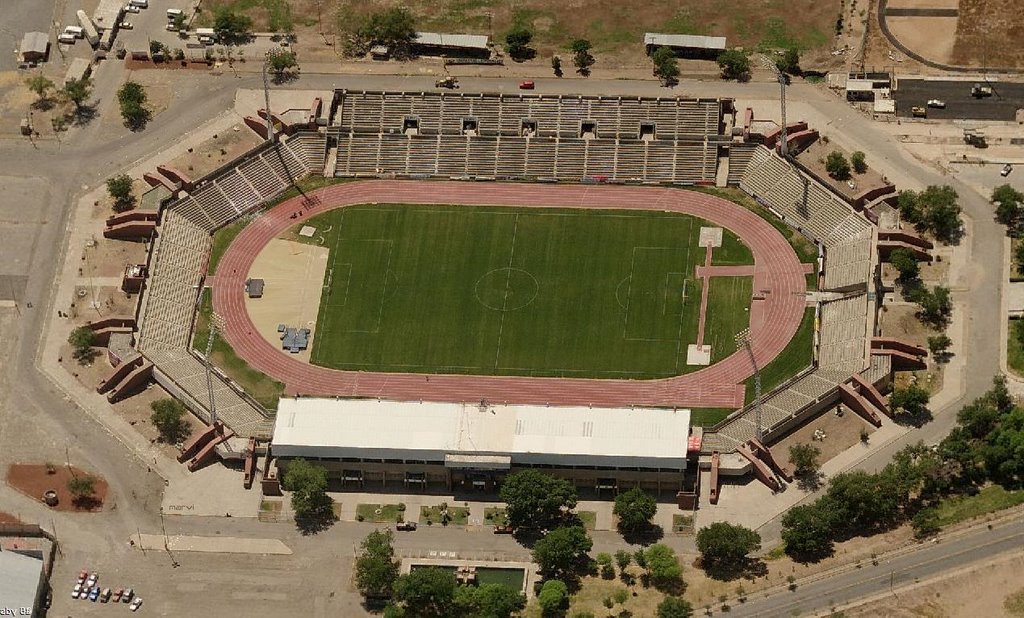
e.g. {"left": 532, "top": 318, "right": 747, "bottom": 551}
{"left": 474, "top": 268, "right": 539, "bottom": 311}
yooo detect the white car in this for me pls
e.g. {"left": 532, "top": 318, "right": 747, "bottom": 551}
{"left": 1002, "top": 164, "right": 1013, "bottom": 177}
{"left": 124, "top": 4, "right": 140, "bottom": 12}
{"left": 130, "top": 597, "right": 143, "bottom": 611}
{"left": 72, "top": 583, "right": 83, "bottom": 599}
{"left": 927, "top": 99, "right": 946, "bottom": 108}
{"left": 86, "top": 573, "right": 97, "bottom": 588}
{"left": 120, "top": 21, "right": 133, "bottom": 29}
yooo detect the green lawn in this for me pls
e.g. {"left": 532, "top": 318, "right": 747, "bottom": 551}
{"left": 207, "top": 219, "right": 246, "bottom": 275}
{"left": 298, "top": 204, "right": 754, "bottom": 379}
{"left": 483, "top": 507, "right": 507, "bottom": 526}
{"left": 689, "top": 408, "right": 735, "bottom": 427}
{"left": 420, "top": 505, "right": 470, "bottom": 526}
{"left": 193, "top": 290, "right": 284, "bottom": 410}
{"left": 356, "top": 503, "right": 405, "bottom": 523}
{"left": 934, "top": 485, "right": 1024, "bottom": 527}
{"left": 745, "top": 307, "right": 815, "bottom": 403}
{"left": 1008, "top": 319, "right": 1024, "bottom": 378}
{"left": 576, "top": 510, "right": 597, "bottom": 531}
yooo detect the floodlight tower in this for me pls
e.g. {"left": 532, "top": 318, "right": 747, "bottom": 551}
{"left": 203, "top": 312, "right": 226, "bottom": 425}
{"left": 735, "top": 328, "right": 763, "bottom": 442}
{"left": 261, "top": 58, "right": 275, "bottom": 145}
{"left": 767, "top": 59, "right": 789, "bottom": 158}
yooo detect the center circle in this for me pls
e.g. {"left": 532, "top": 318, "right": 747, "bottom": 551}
{"left": 474, "top": 268, "right": 539, "bottom": 312}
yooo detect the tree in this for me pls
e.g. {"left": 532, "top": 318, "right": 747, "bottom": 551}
{"left": 823, "top": 471, "right": 902, "bottom": 537}
{"left": 551, "top": 55, "right": 563, "bottom": 77}
{"left": 889, "top": 247, "right": 920, "bottom": 283}
{"left": 917, "top": 285, "right": 952, "bottom": 327}
{"left": 454, "top": 583, "right": 526, "bottom": 618}
{"left": 505, "top": 25, "right": 533, "bottom": 60}
{"left": 149, "top": 39, "right": 168, "bottom": 57}
{"left": 62, "top": 77, "right": 92, "bottom": 112}
{"left": 643, "top": 544, "right": 684, "bottom": 593}
{"left": 355, "top": 529, "right": 400, "bottom": 601}
{"left": 613, "top": 487, "right": 657, "bottom": 534}
{"left": 283, "top": 459, "right": 335, "bottom": 531}
{"left": 173, "top": 12, "right": 187, "bottom": 32}
{"left": 614, "top": 549, "right": 632, "bottom": 572}
{"left": 391, "top": 567, "right": 457, "bottom": 618}
{"left": 657, "top": 596, "right": 694, "bottom": 618}
{"left": 775, "top": 47, "right": 800, "bottom": 75}
{"left": 267, "top": 48, "right": 299, "bottom": 81}
{"left": 213, "top": 8, "right": 253, "bottom": 44}
{"left": 993, "top": 184, "right": 1024, "bottom": 230}
{"left": 25, "top": 74, "right": 55, "bottom": 104}
{"left": 357, "top": 8, "right": 416, "bottom": 58}
{"left": 696, "top": 522, "right": 761, "bottom": 578}
{"left": 537, "top": 579, "right": 569, "bottom": 618}
{"left": 67, "top": 326, "right": 96, "bottom": 362}
{"left": 851, "top": 151, "right": 867, "bottom": 174}
{"left": 928, "top": 334, "right": 952, "bottom": 357}
{"left": 651, "top": 46, "right": 680, "bottom": 86}
{"left": 788, "top": 443, "right": 821, "bottom": 478}
{"left": 897, "top": 189, "right": 922, "bottom": 223}
{"left": 825, "top": 150, "right": 851, "bottom": 180}
{"left": 781, "top": 503, "right": 834, "bottom": 561}
{"left": 106, "top": 174, "right": 136, "bottom": 212}
{"left": 890, "top": 384, "right": 930, "bottom": 418}
{"left": 67, "top": 474, "right": 97, "bottom": 503}
{"left": 117, "top": 80, "right": 149, "bottom": 130}
{"left": 149, "top": 399, "right": 191, "bottom": 444}
{"left": 917, "top": 185, "right": 962, "bottom": 243}
{"left": 716, "top": 49, "right": 750, "bottom": 81}
{"left": 911, "top": 507, "right": 940, "bottom": 539}
{"left": 499, "top": 469, "right": 577, "bottom": 531}
{"left": 570, "top": 39, "right": 595, "bottom": 76}
{"left": 532, "top": 526, "right": 593, "bottom": 580}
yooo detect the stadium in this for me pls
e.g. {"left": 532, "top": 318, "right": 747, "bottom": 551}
{"left": 117, "top": 88, "right": 900, "bottom": 497}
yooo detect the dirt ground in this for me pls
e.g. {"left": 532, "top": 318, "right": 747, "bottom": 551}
{"left": 245, "top": 237, "right": 328, "bottom": 364}
{"left": 878, "top": 302, "right": 937, "bottom": 349}
{"left": 64, "top": 285, "right": 137, "bottom": 322}
{"left": 167, "top": 125, "right": 263, "bottom": 180}
{"left": 0, "top": 512, "right": 23, "bottom": 524}
{"left": 886, "top": 16, "right": 958, "bottom": 65}
{"left": 771, "top": 404, "right": 875, "bottom": 468}
{"left": 6, "top": 464, "right": 110, "bottom": 512}
{"left": 203, "top": 0, "right": 841, "bottom": 69}
{"left": 953, "top": 0, "right": 1024, "bottom": 68}
{"left": 798, "top": 140, "right": 893, "bottom": 201}
{"left": 844, "top": 551, "right": 1024, "bottom": 617}
{"left": 80, "top": 235, "right": 149, "bottom": 279}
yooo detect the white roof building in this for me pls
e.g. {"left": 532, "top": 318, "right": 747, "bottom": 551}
{"left": 0, "top": 549, "right": 44, "bottom": 615}
{"left": 643, "top": 33, "right": 727, "bottom": 52}
{"left": 413, "top": 32, "right": 490, "bottom": 52}
{"left": 273, "top": 398, "right": 691, "bottom": 470}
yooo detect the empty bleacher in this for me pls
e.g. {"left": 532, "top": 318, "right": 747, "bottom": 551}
{"left": 818, "top": 295, "right": 869, "bottom": 372}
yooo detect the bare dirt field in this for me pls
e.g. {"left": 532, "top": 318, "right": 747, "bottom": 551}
{"left": 81, "top": 235, "right": 149, "bottom": 279}
{"left": 798, "top": 140, "right": 893, "bottom": 201}
{"left": 886, "top": 16, "right": 958, "bottom": 65}
{"left": 245, "top": 237, "right": 328, "bottom": 364}
{"left": 167, "top": 125, "right": 263, "bottom": 180}
{"left": 953, "top": 0, "right": 1024, "bottom": 68}
{"left": 6, "top": 464, "right": 110, "bottom": 512}
{"left": 202, "top": 0, "right": 840, "bottom": 68}
{"left": 845, "top": 551, "right": 1024, "bottom": 617}
{"left": 772, "top": 404, "right": 875, "bottom": 468}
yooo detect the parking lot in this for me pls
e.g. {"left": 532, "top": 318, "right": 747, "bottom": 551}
{"left": 894, "top": 78, "right": 1024, "bottom": 120}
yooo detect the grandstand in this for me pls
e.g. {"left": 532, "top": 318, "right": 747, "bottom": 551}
{"left": 328, "top": 90, "right": 731, "bottom": 184}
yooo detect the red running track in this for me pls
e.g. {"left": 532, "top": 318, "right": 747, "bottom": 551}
{"left": 212, "top": 181, "right": 807, "bottom": 409}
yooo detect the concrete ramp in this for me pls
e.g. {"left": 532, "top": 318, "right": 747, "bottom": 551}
{"left": 106, "top": 361, "right": 153, "bottom": 403}
{"left": 748, "top": 438, "right": 793, "bottom": 483}
{"left": 839, "top": 383, "right": 882, "bottom": 427}
{"left": 851, "top": 373, "right": 889, "bottom": 416}
{"left": 735, "top": 444, "right": 782, "bottom": 492}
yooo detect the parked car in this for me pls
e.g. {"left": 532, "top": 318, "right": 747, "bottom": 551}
{"left": 72, "top": 583, "right": 83, "bottom": 599}
{"left": 124, "top": 3, "right": 140, "bottom": 12}
{"left": 396, "top": 521, "right": 417, "bottom": 531}
{"left": 120, "top": 21, "right": 133, "bottom": 29}
{"left": 493, "top": 524, "right": 514, "bottom": 534}
{"left": 101, "top": 588, "right": 112, "bottom": 602}
{"left": 78, "top": 570, "right": 88, "bottom": 584}
{"left": 122, "top": 588, "right": 134, "bottom": 603}
{"left": 113, "top": 588, "right": 123, "bottom": 603}
{"left": 1002, "top": 163, "right": 1014, "bottom": 177}
{"left": 927, "top": 99, "right": 946, "bottom": 108}
{"left": 130, "top": 597, "right": 144, "bottom": 611}
{"left": 88, "top": 586, "right": 100, "bottom": 602}
{"left": 86, "top": 573, "right": 98, "bottom": 587}
{"left": 519, "top": 80, "right": 535, "bottom": 90}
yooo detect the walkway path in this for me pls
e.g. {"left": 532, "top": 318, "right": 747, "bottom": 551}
{"left": 212, "top": 181, "right": 807, "bottom": 409}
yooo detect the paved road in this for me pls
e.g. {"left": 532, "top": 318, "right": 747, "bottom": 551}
{"left": 894, "top": 78, "right": 1024, "bottom": 120}
{"left": 731, "top": 518, "right": 1024, "bottom": 617}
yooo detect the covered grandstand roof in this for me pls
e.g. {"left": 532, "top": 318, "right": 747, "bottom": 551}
{"left": 413, "top": 32, "right": 489, "bottom": 51}
{"left": 273, "top": 398, "right": 691, "bottom": 469}
{"left": 644, "top": 33, "right": 727, "bottom": 51}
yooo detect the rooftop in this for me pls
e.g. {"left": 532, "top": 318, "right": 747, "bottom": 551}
{"left": 644, "top": 33, "right": 727, "bottom": 50}
{"left": 20, "top": 32, "right": 49, "bottom": 55}
{"left": 0, "top": 549, "right": 44, "bottom": 613}
{"left": 273, "top": 398, "right": 691, "bottom": 468}
{"left": 413, "top": 32, "right": 490, "bottom": 50}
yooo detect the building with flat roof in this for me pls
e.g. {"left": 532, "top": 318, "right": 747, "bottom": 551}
{"left": 271, "top": 398, "right": 693, "bottom": 493}
{"left": 19, "top": 32, "right": 49, "bottom": 63}
{"left": 0, "top": 548, "right": 46, "bottom": 617}
{"left": 412, "top": 32, "right": 490, "bottom": 58}
{"left": 644, "top": 33, "right": 726, "bottom": 59}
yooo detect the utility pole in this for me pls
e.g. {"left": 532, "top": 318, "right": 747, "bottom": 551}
{"left": 203, "top": 312, "right": 226, "bottom": 425}
{"left": 261, "top": 59, "right": 275, "bottom": 144}
{"left": 735, "top": 328, "right": 763, "bottom": 442}
{"left": 766, "top": 59, "right": 789, "bottom": 158}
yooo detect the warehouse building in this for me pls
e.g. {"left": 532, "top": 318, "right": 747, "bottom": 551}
{"left": 412, "top": 32, "right": 490, "bottom": 58}
{"left": 643, "top": 33, "right": 726, "bottom": 60}
{"left": 271, "top": 398, "right": 694, "bottom": 494}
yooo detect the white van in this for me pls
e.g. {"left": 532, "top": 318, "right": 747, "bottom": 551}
{"left": 166, "top": 8, "right": 183, "bottom": 19}
{"left": 128, "top": 0, "right": 148, "bottom": 8}
{"left": 58, "top": 33, "right": 77, "bottom": 45}
{"left": 64, "top": 26, "right": 84, "bottom": 38}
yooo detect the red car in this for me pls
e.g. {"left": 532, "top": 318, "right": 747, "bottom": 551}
{"left": 493, "top": 524, "right": 514, "bottom": 534}
{"left": 519, "top": 80, "right": 535, "bottom": 90}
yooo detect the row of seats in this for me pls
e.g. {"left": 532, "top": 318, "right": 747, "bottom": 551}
{"left": 333, "top": 90, "right": 724, "bottom": 140}
{"left": 823, "top": 228, "right": 873, "bottom": 291}
{"left": 334, "top": 133, "right": 718, "bottom": 183}
{"left": 283, "top": 132, "right": 328, "bottom": 171}
{"left": 818, "top": 295, "right": 869, "bottom": 371}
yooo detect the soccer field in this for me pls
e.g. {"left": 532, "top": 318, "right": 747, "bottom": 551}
{"left": 298, "top": 203, "right": 754, "bottom": 379}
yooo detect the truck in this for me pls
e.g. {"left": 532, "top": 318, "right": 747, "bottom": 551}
{"left": 971, "top": 83, "right": 993, "bottom": 98}
{"left": 911, "top": 106, "right": 927, "bottom": 118}
{"left": 435, "top": 76, "right": 459, "bottom": 89}
{"left": 76, "top": 10, "right": 100, "bottom": 47}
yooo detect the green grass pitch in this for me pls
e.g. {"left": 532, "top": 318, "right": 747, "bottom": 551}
{"left": 295, "top": 204, "right": 755, "bottom": 379}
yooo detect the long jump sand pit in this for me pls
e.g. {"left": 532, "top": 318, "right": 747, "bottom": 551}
{"left": 244, "top": 238, "right": 327, "bottom": 363}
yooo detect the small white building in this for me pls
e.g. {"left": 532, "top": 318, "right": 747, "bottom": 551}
{"left": 271, "top": 398, "right": 693, "bottom": 492}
